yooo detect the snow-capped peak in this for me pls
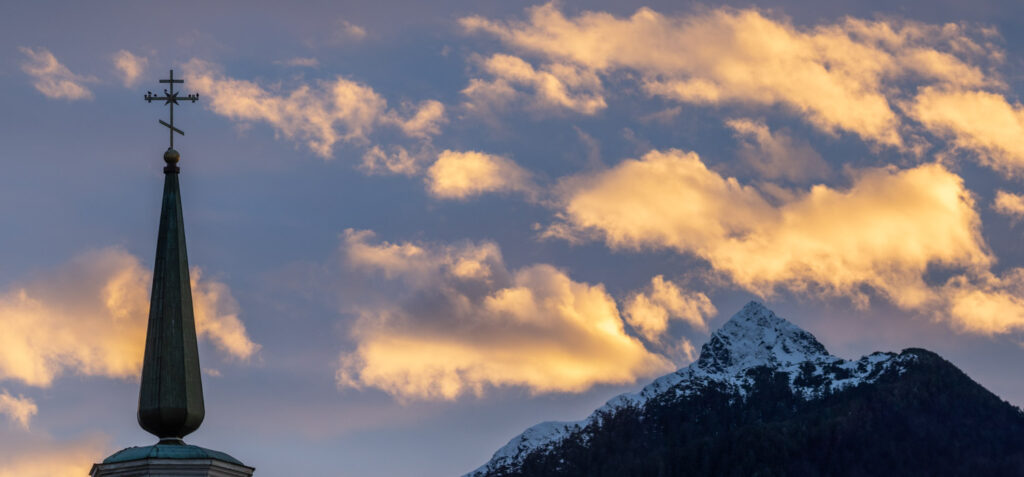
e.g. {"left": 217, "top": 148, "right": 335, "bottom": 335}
{"left": 465, "top": 302, "right": 913, "bottom": 477}
{"left": 695, "top": 301, "right": 829, "bottom": 374}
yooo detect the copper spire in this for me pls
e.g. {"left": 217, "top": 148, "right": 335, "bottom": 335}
{"left": 137, "top": 71, "right": 204, "bottom": 443}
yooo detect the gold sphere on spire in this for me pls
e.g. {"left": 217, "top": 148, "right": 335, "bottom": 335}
{"left": 164, "top": 148, "right": 180, "bottom": 164}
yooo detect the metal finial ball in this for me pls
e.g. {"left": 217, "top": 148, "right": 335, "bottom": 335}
{"left": 164, "top": 148, "right": 180, "bottom": 164}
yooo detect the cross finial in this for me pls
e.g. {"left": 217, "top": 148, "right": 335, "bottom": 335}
{"left": 144, "top": 69, "right": 199, "bottom": 153}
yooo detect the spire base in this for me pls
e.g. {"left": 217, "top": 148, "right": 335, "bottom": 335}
{"left": 91, "top": 443, "right": 254, "bottom": 477}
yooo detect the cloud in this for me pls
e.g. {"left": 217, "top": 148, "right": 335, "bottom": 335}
{"left": 623, "top": 275, "right": 715, "bottom": 342}
{"left": 551, "top": 149, "right": 775, "bottom": 256}
{"left": 336, "top": 230, "right": 673, "bottom": 400}
{"left": 425, "top": 150, "right": 537, "bottom": 200}
{"left": 361, "top": 145, "right": 423, "bottom": 176}
{"left": 461, "top": 77, "right": 517, "bottom": 119}
{"left": 112, "top": 50, "right": 147, "bottom": 87}
{"left": 906, "top": 87, "right": 1024, "bottom": 176}
{"left": 183, "top": 59, "right": 444, "bottom": 158}
{"left": 726, "top": 118, "right": 830, "bottom": 182}
{"left": 0, "top": 434, "right": 108, "bottom": 477}
{"left": 342, "top": 229, "right": 505, "bottom": 286}
{"left": 0, "top": 248, "right": 259, "bottom": 387}
{"left": 274, "top": 57, "right": 320, "bottom": 68}
{"left": 0, "top": 391, "right": 36, "bottom": 430}
{"left": 191, "top": 269, "right": 261, "bottom": 361}
{"left": 393, "top": 100, "right": 446, "bottom": 139}
{"left": 462, "top": 4, "right": 999, "bottom": 146}
{"left": 334, "top": 19, "right": 367, "bottom": 42}
{"left": 993, "top": 190, "right": 1024, "bottom": 221}
{"left": 463, "top": 54, "right": 605, "bottom": 115}
{"left": 547, "top": 149, "right": 1024, "bottom": 335}
{"left": 18, "top": 47, "right": 94, "bottom": 100}
{"left": 942, "top": 270, "right": 1024, "bottom": 335}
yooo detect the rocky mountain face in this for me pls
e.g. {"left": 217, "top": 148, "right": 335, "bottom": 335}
{"left": 467, "top": 302, "right": 1024, "bottom": 477}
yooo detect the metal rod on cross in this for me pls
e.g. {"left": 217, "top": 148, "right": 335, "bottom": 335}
{"left": 144, "top": 69, "right": 199, "bottom": 150}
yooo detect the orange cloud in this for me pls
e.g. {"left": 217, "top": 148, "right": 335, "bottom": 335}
{"left": 0, "top": 433, "right": 108, "bottom": 477}
{"left": 184, "top": 59, "right": 445, "bottom": 158}
{"left": 553, "top": 149, "right": 775, "bottom": 254}
{"left": 361, "top": 145, "right": 424, "bottom": 176}
{"left": 906, "top": 87, "right": 1024, "bottom": 176}
{"left": 548, "top": 149, "right": 1024, "bottom": 334}
{"left": 0, "top": 248, "right": 259, "bottom": 388}
{"left": 0, "top": 391, "right": 36, "bottom": 430}
{"left": 332, "top": 19, "right": 367, "bottom": 42}
{"left": 425, "top": 150, "right": 537, "bottom": 200}
{"left": 112, "top": 50, "right": 147, "bottom": 88}
{"left": 462, "top": 4, "right": 999, "bottom": 146}
{"left": 942, "top": 270, "right": 1024, "bottom": 335}
{"left": 18, "top": 47, "right": 94, "bottom": 101}
{"left": 993, "top": 190, "right": 1024, "bottom": 221}
{"left": 274, "top": 57, "right": 320, "bottom": 68}
{"left": 191, "top": 269, "right": 261, "bottom": 361}
{"left": 336, "top": 230, "right": 674, "bottom": 400}
{"left": 463, "top": 54, "right": 605, "bottom": 115}
{"left": 624, "top": 275, "right": 715, "bottom": 343}
{"left": 726, "top": 118, "right": 830, "bottom": 182}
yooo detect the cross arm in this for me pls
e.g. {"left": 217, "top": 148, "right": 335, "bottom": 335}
{"left": 144, "top": 93, "right": 199, "bottom": 103}
{"left": 159, "top": 119, "right": 185, "bottom": 136}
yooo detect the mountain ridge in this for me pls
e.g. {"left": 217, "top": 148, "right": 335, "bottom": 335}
{"left": 467, "top": 301, "right": 1024, "bottom": 477}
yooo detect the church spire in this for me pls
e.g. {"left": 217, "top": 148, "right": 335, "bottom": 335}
{"left": 90, "top": 69, "right": 253, "bottom": 477}
{"left": 138, "top": 71, "right": 204, "bottom": 442}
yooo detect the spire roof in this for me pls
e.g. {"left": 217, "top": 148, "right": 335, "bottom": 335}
{"left": 137, "top": 71, "right": 205, "bottom": 442}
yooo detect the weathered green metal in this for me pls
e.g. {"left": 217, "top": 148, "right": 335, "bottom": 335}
{"left": 102, "top": 443, "right": 245, "bottom": 465}
{"left": 137, "top": 147, "right": 205, "bottom": 440}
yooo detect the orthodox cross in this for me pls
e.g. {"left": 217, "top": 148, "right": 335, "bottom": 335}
{"left": 144, "top": 70, "right": 199, "bottom": 149}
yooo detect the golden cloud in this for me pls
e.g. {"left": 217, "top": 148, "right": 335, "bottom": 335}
{"left": 624, "top": 275, "right": 715, "bottom": 343}
{"left": 0, "top": 391, "right": 36, "bottom": 430}
{"left": 993, "top": 190, "right": 1024, "bottom": 220}
{"left": 342, "top": 229, "right": 505, "bottom": 285}
{"left": 336, "top": 230, "right": 674, "bottom": 400}
{"left": 463, "top": 54, "right": 606, "bottom": 115}
{"left": 0, "top": 248, "right": 259, "bottom": 388}
{"left": 554, "top": 149, "right": 774, "bottom": 253}
{"left": 0, "top": 433, "right": 108, "bottom": 477}
{"left": 112, "top": 50, "right": 147, "bottom": 88}
{"left": 942, "top": 270, "right": 1024, "bottom": 335}
{"left": 184, "top": 59, "right": 445, "bottom": 158}
{"left": 549, "top": 149, "right": 1024, "bottom": 334}
{"left": 334, "top": 19, "right": 367, "bottom": 42}
{"left": 18, "top": 47, "right": 94, "bottom": 101}
{"left": 425, "top": 150, "right": 537, "bottom": 200}
{"left": 274, "top": 57, "right": 320, "bottom": 68}
{"left": 462, "top": 4, "right": 999, "bottom": 147}
{"left": 726, "top": 118, "right": 830, "bottom": 182}
{"left": 906, "top": 87, "right": 1024, "bottom": 175}
{"left": 361, "top": 145, "right": 423, "bottom": 176}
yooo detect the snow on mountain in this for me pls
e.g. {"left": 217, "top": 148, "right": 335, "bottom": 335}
{"left": 466, "top": 301, "right": 917, "bottom": 477}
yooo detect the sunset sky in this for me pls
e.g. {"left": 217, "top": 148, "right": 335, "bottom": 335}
{"left": 2, "top": 0, "right": 1024, "bottom": 475}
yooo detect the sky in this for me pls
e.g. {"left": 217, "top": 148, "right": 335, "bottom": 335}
{"left": 2, "top": 0, "right": 1024, "bottom": 475}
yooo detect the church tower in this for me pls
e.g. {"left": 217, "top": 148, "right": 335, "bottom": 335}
{"left": 91, "top": 70, "right": 254, "bottom": 477}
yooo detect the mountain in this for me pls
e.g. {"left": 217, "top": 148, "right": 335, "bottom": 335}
{"left": 466, "top": 302, "right": 1024, "bottom": 477}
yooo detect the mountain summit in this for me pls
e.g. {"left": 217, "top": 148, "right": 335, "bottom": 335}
{"left": 696, "top": 301, "right": 828, "bottom": 372}
{"left": 467, "top": 302, "right": 1024, "bottom": 477}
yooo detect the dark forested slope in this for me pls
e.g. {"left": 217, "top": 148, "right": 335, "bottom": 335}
{"left": 469, "top": 303, "right": 1024, "bottom": 477}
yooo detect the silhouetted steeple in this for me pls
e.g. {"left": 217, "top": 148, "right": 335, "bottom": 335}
{"left": 91, "top": 69, "right": 252, "bottom": 477}
{"left": 137, "top": 146, "right": 205, "bottom": 442}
